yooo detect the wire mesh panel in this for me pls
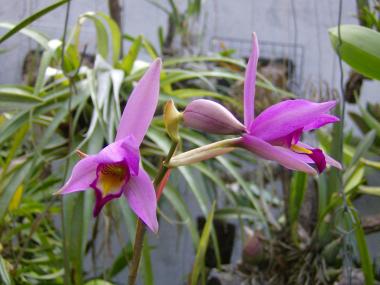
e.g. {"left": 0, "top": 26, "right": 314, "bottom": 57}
{"left": 210, "top": 36, "right": 304, "bottom": 94}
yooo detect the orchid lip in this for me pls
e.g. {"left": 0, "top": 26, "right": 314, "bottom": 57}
{"left": 91, "top": 161, "right": 131, "bottom": 216}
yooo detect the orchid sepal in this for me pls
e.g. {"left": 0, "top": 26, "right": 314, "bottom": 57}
{"left": 168, "top": 138, "right": 240, "bottom": 167}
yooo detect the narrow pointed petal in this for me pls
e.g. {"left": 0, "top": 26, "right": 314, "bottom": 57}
{"left": 244, "top": 32, "right": 259, "bottom": 128}
{"left": 297, "top": 142, "right": 342, "bottom": 169}
{"left": 304, "top": 114, "right": 340, "bottom": 131}
{"left": 124, "top": 167, "right": 158, "bottom": 233}
{"left": 325, "top": 154, "right": 343, "bottom": 170}
{"left": 115, "top": 58, "right": 162, "bottom": 145}
{"left": 183, "top": 99, "right": 245, "bottom": 134}
{"left": 56, "top": 156, "right": 98, "bottom": 194}
{"left": 249, "top": 99, "right": 337, "bottom": 141}
{"left": 240, "top": 135, "right": 317, "bottom": 175}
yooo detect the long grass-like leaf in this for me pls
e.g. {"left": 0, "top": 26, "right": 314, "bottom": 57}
{"left": 351, "top": 207, "right": 375, "bottom": 285}
{"left": 189, "top": 202, "right": 215, "bottom": 285}
{"left": 0, "top": 0, "right": 67, "bottom": 44}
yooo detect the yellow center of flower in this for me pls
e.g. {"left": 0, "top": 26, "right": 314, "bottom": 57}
{"left": 291, "top": 144, "right": 312, "bottom": 154}
{"left": 97, "top": 164, "right": 128, "bottom": 196}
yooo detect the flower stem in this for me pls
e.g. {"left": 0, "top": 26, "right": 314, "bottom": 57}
{"left": 127, "top": 141, "right": 178, "bottom": 285}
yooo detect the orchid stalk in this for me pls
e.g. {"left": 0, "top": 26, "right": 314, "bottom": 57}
{"left": 56, "top": 58, "right": 162, "bottom": 232}
{"left": 171, "top": 33, "right": 342, "bottom": 174}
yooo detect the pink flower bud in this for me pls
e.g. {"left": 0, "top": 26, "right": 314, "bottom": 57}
{"left": 183, "top": 99, "right": 245, "bottom": 135}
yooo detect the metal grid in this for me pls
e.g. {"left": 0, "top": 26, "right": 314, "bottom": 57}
{"left": 210, "top": 36, "right": 305, "bottom": 93}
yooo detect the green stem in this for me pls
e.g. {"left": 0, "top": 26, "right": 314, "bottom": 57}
{"left": 127, "top": 141, "right": 178, "bottom": 285}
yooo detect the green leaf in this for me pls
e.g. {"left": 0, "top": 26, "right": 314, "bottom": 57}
{"left": 348, "top": 130, "right": 376, "bottom": 169}
{"left": 0, "top": 255, "right": 12, "bottom": 285}
{"left": 97, "top": 12, "right": 121, "bottom": 65}
{"left": 351, "top": 208, "right": 375, "bottom": 285}
{"left": 0, "top": 86, "right": 42, "bottom": 111}
{"left": 359, "top": 186, "right": 380, "bottom": 196}
{"left": 34, "top": 40, "right": 62, "bottom": 97}
{"left": 0, "top": 23, "right": 49, "bottom": 49}
{"left": 329, "top": 25, "right": 380, "bottom": 80}
{"left": 119, "top": 35, "right": 142, "bottom": 74}
{"left": 117, "top": 199, "right": 154, "bottom": 285}
{"left": 80, "top": 13, "right": 109, "bottom": 59}
{"left": 359, "top": 104, "right": 380, "bottom": 137}
{"left": 344, "top": 164, "right": 365, "bottom": 193}
{"left": 288, "top": 172, "right": 308, "bottom": 229}
{"left": 190, "top": 202, "right": 215, "bottom": 285}
{"left": 0, "top": 0, "right": 68, "bottom": 45}
{"left": 214, "top": 207, "right": 257, "bottom": 220}
{"left": 85, "top": 280, "right": 115, "bottom": 285}
{"left": 62, "top": 191, "right": 92, "bottom": 285}
{"left": 0, "top": 161, "right": 32, "bottom": 222}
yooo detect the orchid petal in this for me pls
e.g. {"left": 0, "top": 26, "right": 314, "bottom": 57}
{"left": 240, "top": 135, "right": 317, "bottom": 175}
{"left": 270, "top": 128, "right": 303, "bottom": 147}
{"left": 250, "top": 99, "right": 336, "bottom": 141}
{"left": 244, "top": 32, "right": 259, "bottom": 128}
{"left": 124, "top": 166, "right": 158, "bottom": 233}
{"left": 304, "top": 114, "right": 340, "bottom": 131}
{"left": 115, "top": 58, "right": 162, "bottom": 145}
{"left": 183, "top": 99, "right": 245, "bottom": 134}
{"left": 97, "top": 136, "right": 140, "bottom": 175}
{"left": 56, "top": 156, "right": 98, "bottom": 194}
{"left": 325, "top": 154, "right": 343, "bottom": 170}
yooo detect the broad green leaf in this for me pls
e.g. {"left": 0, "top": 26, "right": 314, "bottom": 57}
{"left": 329, "top": 25, "right": 380, "bottom": 80}
{"left": 0, "top": 0, "right": 67, "bottom": 45}
{"left": 190, "top": 202, "right": 215, "bottom": 285}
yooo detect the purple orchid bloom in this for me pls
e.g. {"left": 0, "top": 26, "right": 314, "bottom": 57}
{"left": 56, "top": 59, "right": 162, "bottom": 233}
{"left": 181, "top": 33, "right": 341, "bottom": 175}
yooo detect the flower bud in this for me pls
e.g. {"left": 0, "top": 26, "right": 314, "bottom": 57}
{"left": 183, "top": 99, "right": 245, "bottom": 135}
{"left": 242, "top": 228, "right": 267, "bottom": 267}
{"left": 168, "top": 138, "right": 240, "bottom": 167}
{"left": 163, "top": 100, "right": 182, "bottom": 142}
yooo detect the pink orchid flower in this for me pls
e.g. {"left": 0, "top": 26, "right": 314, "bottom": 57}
{"left": 56, "top": 59, "right": 162, "bottom": 233}
{"left": 182, "top": 34, "right": 341, "bottom": 175}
